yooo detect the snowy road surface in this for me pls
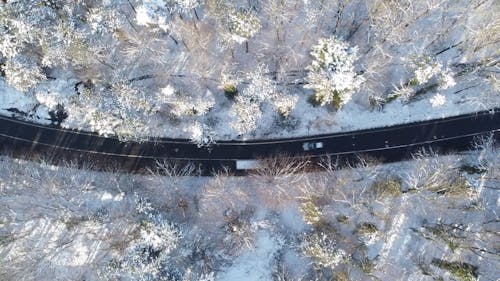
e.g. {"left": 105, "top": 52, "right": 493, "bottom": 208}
{"left": 0, "top": 109, "right": 499, "bottom": 173}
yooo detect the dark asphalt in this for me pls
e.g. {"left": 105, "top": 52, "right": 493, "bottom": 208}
{"left": 0, "top": 108, "right": 499, "bottom": 174}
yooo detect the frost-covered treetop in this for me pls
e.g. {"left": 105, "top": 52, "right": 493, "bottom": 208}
{"left": 230, "top": 65, "right": 275, "bottom": 135}
{"left": 305, "top": 36, "right": 364, "bottom": 109}
{"left": 230, "top": 64, "right": 298, "bottom": 135}
{"left": 2, "top": 54, "right": 46, "bottom": 92}
{"left": 135, "top": 0, "right": 201, "bottom": 30}
{"left": 136, "top": 0, "right": 170, "bottom": 29}
{"left": 168, "top": 0, "right": 200, "bottom": 14}
{"left": 308, "top": 37, "right": 358, "bottom": 72}
{"left": 227, "top": 9, "right": 262, "bottom": 44}
{"left": 240, "top": 64, "right": 276, "bottom": 102}
{"left": 411, "top": 56, "right": 456, "bottom": 90}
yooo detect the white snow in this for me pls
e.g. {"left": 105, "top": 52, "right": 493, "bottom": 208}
{"left": 135, "top": 0, "right": 169, "bottom": 31}
{"left": 430, "top": 93, "right": 446, "bottom": 108}
{"left": 218, "top": 231, "right": 283, "bottom": 281}
{"left": 0, "top": 78, "right": 36, "bottom": 112}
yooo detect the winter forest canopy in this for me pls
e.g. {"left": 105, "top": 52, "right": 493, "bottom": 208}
{"left": 1, "top": 2, "right": 500, "bottom": 280}
{"left": 0, "top": 0, "right": 499, "bottom": 144}
{"left": 1, "top": 145, "right": 499, "bottom": 280}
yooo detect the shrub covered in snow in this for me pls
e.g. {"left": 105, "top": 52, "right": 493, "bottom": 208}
{"left": 411, "top": 56, "right": 456, "bottom": 90}
{"left": 230, "top": 65, "right": 273, "bottom": 134}
{"left": 189, "top": 121, "right": 216, "bottom": 148}
{"left": 273, "top": 94, "right": 298, "bottom": 118}
{"left": 300, "top": 201, "right": 323, "bottom": 225}
{"left": 301, "top": 233, "right": 346, "bottom": 270}
{"left": 231, "top": 98, "right": 262, "bottom": 135}
{"left": 386, "top": 56, "right": 456, "bottom": 103}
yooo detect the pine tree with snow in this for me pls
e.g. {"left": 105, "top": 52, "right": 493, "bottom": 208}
{"left": 227, "top": 9, "right": 262, "bottom": 44}
{"left": 305, "top": 36, "right": 364, "bottom": 109}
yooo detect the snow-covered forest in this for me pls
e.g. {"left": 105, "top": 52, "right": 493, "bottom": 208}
{"left": 0, "top": 139, "right": 499, "bottom": 280}
{"left": 0, "top": 0, "right": 499, "bottom": 144}
{"left": 1, "top": 1, "right": 500, "bottom": 280}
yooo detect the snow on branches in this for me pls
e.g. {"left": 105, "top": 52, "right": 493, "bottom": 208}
{"left": 136, "top": 0, "right": 171, "bottom": 30}
{"left": 301, "top": 232, "right": 347, "bottom": 270}
{"left": 168, "top": 0, "right": 200, "bottom": 14}
{"left": 305, "top": 36, "right": 364, "bottom": 109}
{"left": 385, "top": 56, "right": 457, "bottom": 104}
{"left": 2, "top": 55, "right": 46, "bottom": 92}
{"left": 430, "top": 93, "right": 446, "bottom": 108}
{"left": 230, "top": 64, "right": 298, "bottom": 135}
{"left": 231, "top": 99, "right": 262, "bottom": 135}
{"left": 66, "top": 83, "right": 156, "bottom": 141}
{"left": 411, "top": 56, "right": 456, "bottom": 90}
{"left": 161, "top": 85, "right": 217, "bottom": 146}
{"left": 0, "top": 0, "right": 497, "bottom": 141}
{"left": 205, "top": 1, "right": 262, "bottom": 46}
{"left": 66, "top": 83, "right": 165, "bottom": 142}
{"left": 189, "top": 121, "right": 217, "bottom": 148}
{"left": 161, "top": 85, "right": 215, "bottom": 118}
{"left": 101, "top": 197, "right": 181, "bottom": 280}
{"left": 136, "top": 0, "right": 200, "bottom": 30}
{"left": 65, "top": 82, "right": 216, "bottom": 143}
{"left": 227, "top": 9, "right": 262, "bottom": 44}
{"left": 0, "top": 0, "right": 98, "bottom": 90}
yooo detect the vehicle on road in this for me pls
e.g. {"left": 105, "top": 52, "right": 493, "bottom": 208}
{"left": 236, "top": 160, "right": 259, "bottom": 170}
{"left": 302, "top": 141, "right": 324, "bottom": 151}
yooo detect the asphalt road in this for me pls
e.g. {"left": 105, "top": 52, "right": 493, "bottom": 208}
{"left": 0, "top": 108, "right": 499, "bottom": 174}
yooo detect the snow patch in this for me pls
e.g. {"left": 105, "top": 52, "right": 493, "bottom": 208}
{"left": 218, "top": 231, "right": 283, "bottom": 281}
{"left": 0, "top": 78, "right": 36, "bottom": 112}
{"left": 430, "top": 93, "right": 446, "bottom": 108}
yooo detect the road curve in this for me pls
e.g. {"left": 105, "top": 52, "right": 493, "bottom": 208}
{"left": 0, "top": 108, "right": 499, "bottom": 174}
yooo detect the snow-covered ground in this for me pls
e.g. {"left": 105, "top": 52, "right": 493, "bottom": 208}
{"left": 1, "top": 140, "right": 498, "bottom": 280}
{"left": 0, "top": 1, "right": 498, "bottom": 143}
